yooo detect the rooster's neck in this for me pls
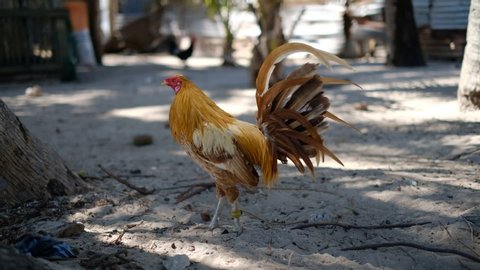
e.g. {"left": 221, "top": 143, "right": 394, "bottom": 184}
{"left": 169, "top": 85, "right": 234, "bottom": 143}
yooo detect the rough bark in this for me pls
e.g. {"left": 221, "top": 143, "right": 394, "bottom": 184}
{"left": 458, "top": 0, "right": 480, "bottom": 110}
{"left": 384, "top": 0, "right": 425, "bottom": 66}
{"left": 0, "top": 100, "right": 86, "bottom": 206}
{"left": 249, "top": 0, "right": 286, "bottom": 86}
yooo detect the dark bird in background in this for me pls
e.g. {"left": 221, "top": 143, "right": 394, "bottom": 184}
{"left": 167, "top": 35, "right": 196, "bottom": 66}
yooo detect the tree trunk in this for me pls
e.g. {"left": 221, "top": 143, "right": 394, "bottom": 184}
{"left": 222, "top": 19, "right": 236, "bottom": 67}
{"left": 249, "top": 0, "right": 286, "bottom": 86}
{"left": 88, "top": 0, "right": 103, "bottom": 65}
{"left": 384, "top": 0, "right": 425, "bottom": 66}
{"left": 458, "top": 0, "right": 480, "bottom": 110}
{"left": 340, "top": 1, "right": 359, "bottom": 58}
{"left": 0, "top": 100, "right": 86, "bottom": 206}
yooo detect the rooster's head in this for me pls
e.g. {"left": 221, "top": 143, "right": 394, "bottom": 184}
{"left": 163, "top": 75, "right": 184, "bottom": 94}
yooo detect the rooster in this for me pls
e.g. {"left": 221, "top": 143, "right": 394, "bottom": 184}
{"left": 163, "top": 43, "right": 354, "bottom": 233}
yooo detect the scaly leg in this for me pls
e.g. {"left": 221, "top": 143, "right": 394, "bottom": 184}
{"left": 231, "top": 200, "right": 243, "bottom": 235}
{"left": 209, "top": 197, "right": 224, "bottom": 230}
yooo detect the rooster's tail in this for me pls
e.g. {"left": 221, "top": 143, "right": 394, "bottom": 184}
{"left": 255, "top": 43, "right": 356, "bottom": 181}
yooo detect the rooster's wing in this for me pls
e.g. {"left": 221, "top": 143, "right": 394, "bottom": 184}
{"left": 188, "top": 122, "right": 260, "bottom": 189}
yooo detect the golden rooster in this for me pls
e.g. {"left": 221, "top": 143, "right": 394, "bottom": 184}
{"left": 164, "top": 43, "right": 353, "bottom": 233}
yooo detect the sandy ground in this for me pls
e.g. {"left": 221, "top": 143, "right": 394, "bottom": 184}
{"left": 1, "top": 53, "right": 479, "bottom": 269}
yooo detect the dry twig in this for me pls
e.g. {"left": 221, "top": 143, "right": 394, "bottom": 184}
{"left": 291, "top": 221, "right": 431, "bottom": 230}
{"left": 440, "top": 222, "right": 480, "bottom": 257}
{"left": 98, "top": 164, "right": 155, "bottom": 195}
{"left": 341, "top": 241, "right": 480, "bottom": 263}
{"left": 242, "top": 210, "right": 307, "bottom": 227}
{"left": 162, "top": 182, "right": 214, "bottom": 191}
{"left": 175, "top": 183, "right": 215, "bottom": 203}
{"left": 462, "top": 216, "right": 476, "bottom": 242}
{"left": 113, "top": 230, "right": 126, "bottom": 245}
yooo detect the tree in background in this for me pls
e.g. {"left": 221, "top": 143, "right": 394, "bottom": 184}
{"left": 204, "top": 0, "right": 238, "bottom": 66}
{"left": 249, "top": 0, "right": 286, "bottom": 86}
{"left": 458, "top": 0, "right": 480, "bottom": 110}
{"left": 384, "top": 0, "right": 425, "bottom": 66}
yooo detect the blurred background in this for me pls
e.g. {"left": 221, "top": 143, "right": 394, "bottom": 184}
{"left": 0, "top": 0, "right": 471, "bottom": 81}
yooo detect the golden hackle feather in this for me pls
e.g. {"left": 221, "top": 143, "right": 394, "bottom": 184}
{"left": 255, "top": 43, "right": 353, "bottom": 177}
{"left": 169, "top": 75, "right": 235, "bottom": 143}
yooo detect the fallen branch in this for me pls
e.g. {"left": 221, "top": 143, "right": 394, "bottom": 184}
{"left": 242, "top": 210, "right": 308, "bottom": 227}
{"left": 98, "top": 164, "right": 155, "bottom": 195}
{"left": 291, "top": 221, "right": 431, "bottom": 230}
{"left": 175, "top": 183, "right": 215, "bottom": 203}
{"left": 261, "top": 186, "right": 338, "bottom": 196}
{"left": 341, "top": 241, "right": 480, "bottom": 263}
{"left": 162, "top": 182, "right": 214, "bottom": 191}
{"left": 440, "top": 222, "right": 480, "bottom": 257}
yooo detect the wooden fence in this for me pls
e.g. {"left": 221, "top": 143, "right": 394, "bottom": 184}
{"left": 0, "top": 0, "right": 75, "bottom": 80}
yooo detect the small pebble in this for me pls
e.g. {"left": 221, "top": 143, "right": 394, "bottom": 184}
{"left": 200, "top": 212, "right": 210, "bottom": 222}
{"left": 132, "top": 134, "right": 153, "bottom": 146}
{"left": 129, "top": 169, "right": 141, "bottom": 174}
{"left": 354, "top": 103, "right": 369, "bottom": 111}
{"left": 25, "top": 85, "right": 42, "bottom": 97}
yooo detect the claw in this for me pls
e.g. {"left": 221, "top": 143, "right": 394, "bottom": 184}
{"left": 208, "top": 219, "right": 219, "bottom": 231}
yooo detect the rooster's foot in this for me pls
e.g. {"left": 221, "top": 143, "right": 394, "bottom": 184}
{"left": 233, "top": 217, "right": 243, "bottom": 236}
{"left": 208, "top": 219, "right": 219, "bottom": 230}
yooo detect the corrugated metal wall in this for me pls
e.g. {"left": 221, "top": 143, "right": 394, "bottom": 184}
{"left": 413, "top": 0, "right": 471, "bottom": 30}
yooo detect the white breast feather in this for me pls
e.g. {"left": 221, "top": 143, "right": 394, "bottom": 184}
{"left": 192, "top": 123, "right": 236, "bottom": 157}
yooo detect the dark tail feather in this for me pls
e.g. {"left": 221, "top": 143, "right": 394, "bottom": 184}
{"left": 255, "top": 43, "right": 355, "bottom": 176}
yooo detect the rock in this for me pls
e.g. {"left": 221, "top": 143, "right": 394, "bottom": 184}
{"left": 132, "top": 134, "right": 153, "bottom": 146}
{"left": 164, "top": 254, "right": 190, "bottom": 270}
{"left": 25, "top": 85, "right": 43, "bottom": 97}
{"left": 56, "top": 222, "right": 85, "bottom": 238}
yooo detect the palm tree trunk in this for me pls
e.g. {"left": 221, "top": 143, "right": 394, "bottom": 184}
{"left": 458, "top": 0, "right": 480, "bottom": 110}
{"left": 384, "top": 0, "right": 425, "bottom": 66}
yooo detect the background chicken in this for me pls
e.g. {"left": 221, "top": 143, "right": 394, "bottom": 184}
{"left": 164, "top": 43, "right": 353, "bottom": 233}
{"left": 167, "top": 35, "right": 196, "bottom": 67}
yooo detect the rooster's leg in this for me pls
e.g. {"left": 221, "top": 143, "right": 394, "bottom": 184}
{"left": 231, "top": 200, "right": 243, "bottom": 234}
{"left": 209, "top": 197, "right": 224, "bottom": 230}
